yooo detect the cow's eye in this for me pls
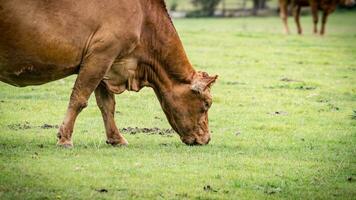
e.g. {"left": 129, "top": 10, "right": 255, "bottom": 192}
{"left": 205, "top": 102, "right": 210, "bottom": 109}
{"left": 203, "top": 101, "right": 211, "bottom": 111}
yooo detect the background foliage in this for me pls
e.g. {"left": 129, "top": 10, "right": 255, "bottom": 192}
{"left": 191, "top": 0, "right": 222, "bottom": 17}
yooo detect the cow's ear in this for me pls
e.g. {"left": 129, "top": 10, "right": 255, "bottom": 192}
{"left": 191, "top": 72, "right": 218, "bottom": 93}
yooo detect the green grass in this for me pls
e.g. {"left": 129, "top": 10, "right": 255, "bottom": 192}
{"left": 1, "top": 12, "right": 356, "bottom": 199}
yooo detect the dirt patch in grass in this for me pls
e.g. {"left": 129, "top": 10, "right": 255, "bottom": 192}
{"left": 280, "top": 77, "right": 302, "bottom": 82}
{"left": 255, "top": 184, "right": 282, "bottom": 195}
{"left": 225, "top": 81, "right": 246, "bottom": 85}
{"left": 7, "top": 122, "right": 173, "bottom": 137}
{"left": 203, "top": 185, "right": 218, "bottom": 193}
{"left": 7, "top": 122, "right": 59, "bottom": 131}
{"left": 267, "top": 82, "right": 317, "bottom": 90}
{"left": 120, "top": 127, "right": 175, "bottom": 136}
{"left": 96, "top": 188, "right": 108, "bottom": 193}
{"left": 7, "top": 121, "right": 32, "bottom": 130}
{"left": 40, "top": 124, "right": 59, "bottom": 129}
{"left": 269, "top": 111, "right": 288, "bottom": 116}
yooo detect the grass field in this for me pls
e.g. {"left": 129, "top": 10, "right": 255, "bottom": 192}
{"left": 1, "top": 11, "right": 356, "bottom": 199}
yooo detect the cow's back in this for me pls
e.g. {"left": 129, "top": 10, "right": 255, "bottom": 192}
{"left": 0, "top": 0, "right": 142, "bottom": 86}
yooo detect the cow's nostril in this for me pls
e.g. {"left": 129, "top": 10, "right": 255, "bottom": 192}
{"left": 206, "top": 137, "right": 211, "bottom": 144}
{"left": 187, "top": 138, "right": 199, "bottom": 146}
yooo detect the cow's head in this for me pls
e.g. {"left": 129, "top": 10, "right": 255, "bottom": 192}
{"left": 159, "top": 71, "right": 218, "bottom": 145}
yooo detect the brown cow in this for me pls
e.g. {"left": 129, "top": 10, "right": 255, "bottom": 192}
{"left": 0, "top": 0, "right": 218, "bottom": 147}
{"left": 279, "top": 0, "right": 355, "bottom": 35}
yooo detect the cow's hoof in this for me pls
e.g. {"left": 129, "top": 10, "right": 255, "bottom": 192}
{"left": 112, "top": 143, "right": 128, "bottom": 147}
{"left": 57, "top": 141, "right": 73, "bottom": 148}
{"left": 106, "top": 138, "right": 128, "bottom": 147}
{"left": 61, "top": 144, "right": 74, "bottom": 148}
{"left": 57, "top": 144, "right": 73, "bottom": 148}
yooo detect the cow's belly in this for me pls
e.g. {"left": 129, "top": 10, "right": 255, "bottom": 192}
{"left": 0, "top": 52, "right": 80, "bottom": 87}
{"left": 0, "top": 62, "right": 79, "bottom": 87}
{"left": 0, "top": 32, "right": 83, "bottom": 87}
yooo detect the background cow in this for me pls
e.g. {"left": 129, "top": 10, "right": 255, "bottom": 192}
{"left": 279, "top": 0, "right": 355, "bottom": 35}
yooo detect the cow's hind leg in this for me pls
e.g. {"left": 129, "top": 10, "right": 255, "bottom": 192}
{"left": 57, "top": 37, "right": 119, "bottom": 147}
{"left": 293, "top": 5, "right": 302, "bottom": 34}
{"left": 279, "top": 0, "right": 290, "bottom": 34}
{"left": 95, "top": 82, "right": 128, "bottom": 146}
{"left": 320, "top": 11, "right": 329, "bottom": 35}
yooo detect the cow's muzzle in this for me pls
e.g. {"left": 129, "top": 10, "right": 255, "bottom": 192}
{"left": 181, "top": 135, "right": 211, "bottom": 146}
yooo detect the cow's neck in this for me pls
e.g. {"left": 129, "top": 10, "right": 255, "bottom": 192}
{"left": 137, "top": 0, "right": 195, "bottom": 95}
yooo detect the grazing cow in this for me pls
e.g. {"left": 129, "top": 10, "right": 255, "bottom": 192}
{"left": 0, "top": 0, "right": 218, "bottom": 147}
{"left": 279, "top": 0, "right": 355, "bottom": 35}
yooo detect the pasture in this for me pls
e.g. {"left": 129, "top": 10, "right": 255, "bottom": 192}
{"left": 0, "top": 11, "right": 356, "bottom": 199}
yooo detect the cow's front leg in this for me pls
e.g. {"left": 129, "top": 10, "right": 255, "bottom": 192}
{"left": 57, "top": 40, "right": 119, "bottom": 147}
{"left": 311, "top": 5, "right": 319, "bottom": 34}
{"left": 320, "top": 11, "right": 329, "bottom": 35}
{"left": 95, "top": 82, "right": 128, "bottom": 146}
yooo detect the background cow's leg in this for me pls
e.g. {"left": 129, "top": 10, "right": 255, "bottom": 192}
{"left": 320, "top": 11, "right": 329, "bottom": 35}
{"left": 279, "top": 0, "right": 290, "bottom": 34}
{"left": 95, "top": 82, "right": 128, "bottom": 146}
{"left": 311, "top": 5, "right": 319, "bottom": 34}
{"left": 57, "top": 44, "right": 118, "bottom": 147}
{"left": 293, "top": 5, "right": 302, "bottom": 34}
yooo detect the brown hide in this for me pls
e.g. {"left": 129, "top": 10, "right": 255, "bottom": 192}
{"left": 278, "top": 0, "right": 355, "bottom": 35}
{"left": 0, "top": 0, "right": 218, "bottom": 147}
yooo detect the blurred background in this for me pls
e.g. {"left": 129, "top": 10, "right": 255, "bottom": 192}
{"left": 165, "top": 0, "right": 356, "bottom": 18}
